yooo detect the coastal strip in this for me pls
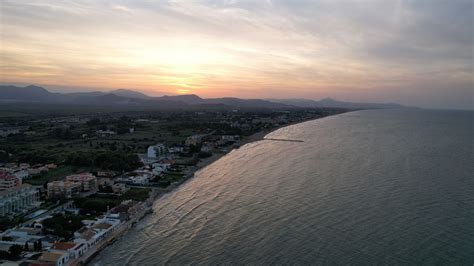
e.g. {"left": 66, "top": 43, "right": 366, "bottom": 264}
{"left": 85, "top": 114, "right": 343, "bottom": 265}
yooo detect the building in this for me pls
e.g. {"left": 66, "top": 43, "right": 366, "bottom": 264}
{"left": 0, "top": 172, "right": 21, "bottom": 191}
{"left": 169, "top": 145, "right": 185, "bottom": 154}
{"left": 66, "top": 173, "right": 97, "bottom": 192}
{"left": 47, "top": 181, "right": 81, "bottom": 199}
{"left": 73, "top": 216, "right": 121, "bottom": 253}
{"left": 50, "top": 241, "right": 87, "bottom": 260}
{"left": 147, "top": 143, "right": 167, "bottom": 158}
{"left": 0, "top": 185, "right": 40, "bottom": 216}
{"left": 36, "top": 251, "right": 70, "bottom": 266}
{"left": 0, "top": 128, "right": 20, "bottom": 137}
{"left": 98, "top": 177, "right": 114, "bottom": 187}
{"left": 96, "top": 130, "right": 116, "bottom": 137}
{"left": 12, "top": 169, "right": 29, "bottom": 180}
{"left": 112, "top": 183, "right": 129, "bottom": 194}
{"left": 185, "top": 134, "right": 205, "bottom": 146}
{"left": 129, "top": 175, "right": 150, "bottom": 185}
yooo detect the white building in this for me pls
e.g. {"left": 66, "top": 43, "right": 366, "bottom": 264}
{"left": 147, "top": 144, "right": 167, "bottom": 158}
{"left": 12, "top": 169, "right": 29, "bottom": 180}
{"left": 0, "top": 128, "right": 20, "bottom": 137}
{"left": 130, "top": 175, "right": 150, "bottom": 185}
{"left": 73, "top": 216, "right": 121, "bottom": 252}
{"left": 151, "top": 162, "right": 171, "bottom": 175}
{"left": 0, "top": 185, "right": 40, "bottom": 216}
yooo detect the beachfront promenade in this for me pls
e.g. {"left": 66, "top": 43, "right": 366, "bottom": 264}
{"left": 70, "top": 193, "right": 156, "bottom": 265}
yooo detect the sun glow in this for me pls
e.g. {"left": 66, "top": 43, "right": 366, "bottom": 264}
{"left": 177, "top": 89, "right": 191, "bottom": 94}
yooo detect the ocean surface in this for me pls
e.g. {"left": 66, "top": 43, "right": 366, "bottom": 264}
{"left": 92, "top": 109, "right": 474, "bottom": 265}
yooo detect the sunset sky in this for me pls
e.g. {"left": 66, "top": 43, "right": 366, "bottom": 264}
{"left": 0, "top": 0, "right": 472, "bottom": 109}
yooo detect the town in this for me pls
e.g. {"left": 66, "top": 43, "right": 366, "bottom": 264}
{"left": 0, "top": 108, "right": 346, "bottom": 265}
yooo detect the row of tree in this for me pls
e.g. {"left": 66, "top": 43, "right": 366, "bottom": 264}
{"left": 0, "top": 240, "right": 43, "bottom": 260}
{"left": 65, "top": 151, "right": 143, "bottom": 172}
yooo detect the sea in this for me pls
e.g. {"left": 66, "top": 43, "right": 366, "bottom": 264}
{"left": 92, "top": 109, "right": 474, "bottom": 265}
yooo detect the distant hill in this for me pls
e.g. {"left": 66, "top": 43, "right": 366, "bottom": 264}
{"left": 156, "top": 94, "right": 205, "bottom": 104}
{"left": 0, "top": 84, "right": 408, "bottom": 110}
{"left": 0, "top": 85, "right": 293, "bottom": 110}
{"left": 0, "top": 85, "right": 65, "bottom": 101}
{"left": 110, "top": 89, "right": 151, "bottom": 99}
{"left": 268, "top": 97, "right": 407, "bottom": 109}
{"left": 207, "top": 97, "right": 289, "bottom": 109}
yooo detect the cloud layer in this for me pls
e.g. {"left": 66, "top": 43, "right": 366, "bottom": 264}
{"left": 0, "top": 0, "right": 472, "bottom": 108}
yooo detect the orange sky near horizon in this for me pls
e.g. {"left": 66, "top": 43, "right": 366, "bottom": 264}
{"left": 0, "top": 0, "right": 472, "bottom": 108}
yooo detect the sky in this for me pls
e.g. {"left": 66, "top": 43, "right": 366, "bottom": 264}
{"left": 0, "top": 0, "right": 472, "bottom": 109}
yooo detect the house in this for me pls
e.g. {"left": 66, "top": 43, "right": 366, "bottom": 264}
{"left": 96, "top": 130, "right": 116, "bottom": 137}
{"left": 152, "top": 162, "right": 171, "bottom": 175}
{"left": 97, "top": 171, "right": 117, "bottom": 178}
{"left": 112, "top": 183, "right": 129, "bottom": 194}
{"left": 0, "top": 229, "right": 54, "bottom": 249}
{"left": 147, "top": 144, "right": 167, "bottom": 158}
{"left": 110, "top": 200, "right": 143, "bottom": 221}
{"left": 27, "top": 166, "right": 49, "bottom": 176}
{"left": 185, "top": 134, "right": 205, "bottom": 146}
{"left": 98, "top": 178, "right": 114, "bottom": 187}
{"left": 50, "top": 241, "right": 87, "bottom": 260}
{"left": 36, "top": 251, "right": 70, "bottom": 266}
{"left": 129, "top": 175, "right": 149, "bottom": 185}
{"left": 201, "top": 142, "right": 215, "bottom": 152}
{"left": 0, "top": 128, "right": 20, "bottom": 137}
{"left": 168, "top": 145, "right": 185, "bottom": 154}
{"left": 73, "top": 217, "right": 121, "bottom": 252}
{"left": 46, "top": 164, "right": 58, "bottom": 169}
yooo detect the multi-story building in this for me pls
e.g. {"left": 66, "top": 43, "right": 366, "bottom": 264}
{"left": 47, "top": 181, "right": 81, "bottom": 199}
{"left": 0, "top": 184, "right": 40, "bottom": 216}
{"left": 0, "top": 172, "right": 21, "bottom": 191}
{"left": 147, "top": 143, "right": 167, "bottom": 158}
{"left": 65, "top": 173, "right": 97, "bottom": 192}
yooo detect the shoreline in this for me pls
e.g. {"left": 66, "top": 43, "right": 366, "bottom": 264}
{"left": 86, "top": 115, "right": 341, "bottom": 264}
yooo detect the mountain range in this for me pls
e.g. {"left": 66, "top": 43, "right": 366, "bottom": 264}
{"left": 0, "top": 85, "right": 407, "bottom": 110}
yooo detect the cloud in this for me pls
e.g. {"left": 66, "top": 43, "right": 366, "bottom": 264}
{"left": 0, "top": 0, "right": 472, "bottom": 109}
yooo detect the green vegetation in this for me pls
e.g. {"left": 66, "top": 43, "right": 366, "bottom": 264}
{"left": 73, "top": 197, "right": 120, "bottom": 215}
{"left": 73, "top": 188, "right": 150, "bottom": 214}
{"left": 65, "top": 151, "right": 142, "bottom": 172}
{"left": 120, "top": 188, "right": 151, "bottom": 201}
{"left": 152, "top": 172, "right": 184, "bottom": 187}
{"left": 0, "top": 244, "right": 24, "bottom": 260}
{"left": 42, "top": 213, "right": 86, "bottom": 239}
{"left": 0, "top": 217, "right": 16, "bottom": 231}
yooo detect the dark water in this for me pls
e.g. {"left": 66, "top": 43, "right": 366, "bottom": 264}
{"left": 93, "top": 109, "right": 474, "bottom": 265}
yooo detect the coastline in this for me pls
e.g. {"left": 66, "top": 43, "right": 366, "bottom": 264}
{"left": 86, "top": 115, "right": 340, "bottom": 264}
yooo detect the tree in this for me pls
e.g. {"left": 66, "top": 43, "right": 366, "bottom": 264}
{"left": 8, "top": 244, "right": 23, "bottom": 258}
